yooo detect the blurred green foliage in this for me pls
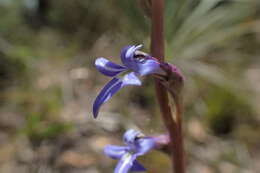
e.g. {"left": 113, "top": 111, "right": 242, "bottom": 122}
{"left": 14, "top": 86, "right": 72, "bottom": 142}
{"left": 21, "top": 113, "right": 72, "bottom": 142}
{"left": 205, "top": 86, "right": 253, "bottom": 135}
{"left": 0, "top": 53, "right": 27, "bottom": 91}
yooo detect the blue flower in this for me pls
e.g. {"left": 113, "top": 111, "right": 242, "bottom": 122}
{"left": 93, "top": 45, "right": 163, "bottom": 118}
{"left": 104, "top": 129, "right": 155, "bottom": 173}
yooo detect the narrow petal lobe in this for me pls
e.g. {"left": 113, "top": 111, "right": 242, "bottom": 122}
{"left": 93, "top": 73, "right": 142, "bottom": 118}
{"left": 93, "top": 78, "right": 123, "bottom": 118}
{"left": 104, "top": 145, "right": 129, "bottom": 159}
{"left": 95, "top": 57, "right": 127, "bottom": 77}
{"left": 121, "top": 45, "right": 142, "bottom": 67}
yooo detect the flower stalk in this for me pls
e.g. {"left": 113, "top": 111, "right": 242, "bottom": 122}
{"left": 150, "top": 0, "right": 185, "bottom": 173}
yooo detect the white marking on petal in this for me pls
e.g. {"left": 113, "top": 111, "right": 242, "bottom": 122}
{"left": 118, "top": 153, "right": 133, "bottom": 173}
{"left": 122, "top": 72, "right": 141, "bottom": 86}
{"left": 110, "top": 150, "right": 125, "bottom": 157}
{"left": 125, "top": 46, "right": 135, "bottom": 59}
{"left": 135, "top": 44, "right": 143, "bottom": 50}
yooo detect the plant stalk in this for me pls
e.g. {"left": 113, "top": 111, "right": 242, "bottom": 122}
{"left": 150, "top": 0, "right": 185, "bottom": 172}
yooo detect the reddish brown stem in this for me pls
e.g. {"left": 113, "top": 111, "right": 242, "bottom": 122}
{"left": 150, "top": 0, "right": 185, "bottom": 173}
{"left": 172, "top": 94, "right": 185, "bottom": 173}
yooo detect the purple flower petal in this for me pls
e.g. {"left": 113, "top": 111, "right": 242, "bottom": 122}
{"left": 114, "top": 153, "right": 136, "bottom": 173}
{"left": 135, "top": 137, "right": 155, "bottom": 156}
{"left": 93, "top": 73, "right": 141, "bottom": 118}
{"left": 120, "top": 45, "right": 163, "bottom": 76}
{"left": 123, "top": 130, "right": 155, "bottom": 156}
{"left": 130, "top": 160, "right": 146, "bottom": 172}
{"left": 104, "top": 145, "right": 129, "bottom": 159}
{"left": 93, "top": 78, "right": 123, "bottom": 118}
{"left": 123, "top": 129, "right": 141, "bottom": 145}
{"left": 134, "top": 58, "right": 162, "bottom": 76}
{"left": 121, "top": 45, "right": 142, "bottom": 67}
{"left": 120, "top": 45, "right": 132, "bottom": 63}
{"left": 103, "top": 129, "right": 155, "bottom": 173}
{"left": 95, "top": 57, "right": 127, "bottom": 77}
{"left": 122, "top": 72, "right": 141, "bottom": 86}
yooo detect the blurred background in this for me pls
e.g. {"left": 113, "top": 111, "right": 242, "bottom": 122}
{"left": 0, "top": 0, "right": 260, "bottom": 172}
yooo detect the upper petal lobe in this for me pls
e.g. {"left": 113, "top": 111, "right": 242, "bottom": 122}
{"left": 120, "top": 45, "right": 162, "bottom": 76}
{"left": 123, "top": 129, "right": 142, "bottom": 145}
{"left": 120, "top": 45, "right": 142, "bottom": 68}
